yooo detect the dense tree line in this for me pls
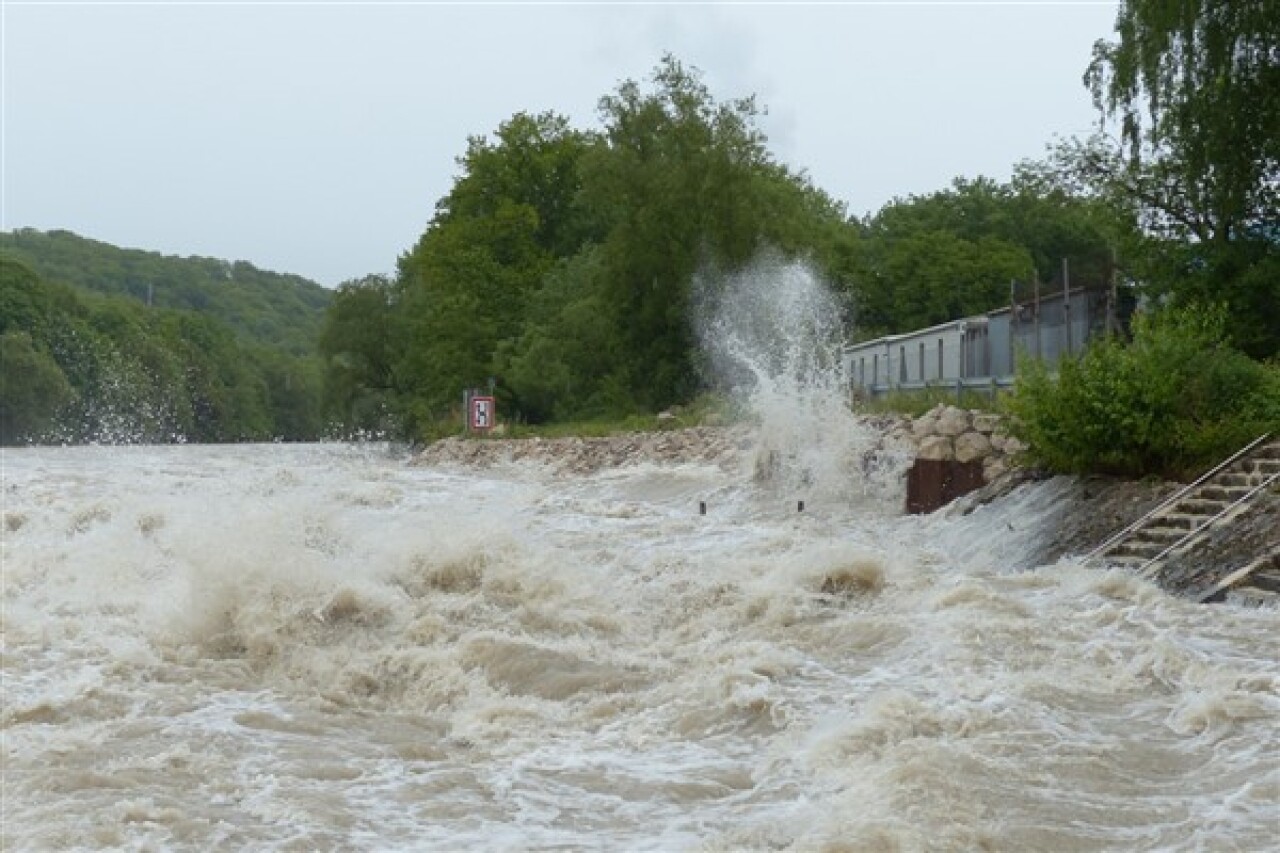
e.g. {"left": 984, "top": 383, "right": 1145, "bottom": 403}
{"left": 844, "top": 174, "right": 1121, "bottom": 338}
{"left": 321, "top": 56, "right": 1119, "bottom": 436}
{"left": 0, "top": 257, "right": 324, "bottom": 444}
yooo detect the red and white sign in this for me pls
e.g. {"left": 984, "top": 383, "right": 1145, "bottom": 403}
{"left": 469, "top": 395, "right": 495, "bottom": 431}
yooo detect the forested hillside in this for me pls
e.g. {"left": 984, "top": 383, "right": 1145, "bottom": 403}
{"left": 0, "top": 256, "right": 325, "bottom": 444}
{"left": 0, "top": 229, "right": 331, "bottom": 355}
{"left": 0, "top": 230, "right": 333, "bottom": 444}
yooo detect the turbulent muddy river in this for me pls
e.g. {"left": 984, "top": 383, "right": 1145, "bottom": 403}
{"left": 4, "top": 262, "right": 1278, "bottom": 850}
{"left": 3, "top": 439, "right": 1277, "bottom": 851}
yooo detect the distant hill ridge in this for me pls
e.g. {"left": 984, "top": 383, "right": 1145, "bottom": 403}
{"left": 0, "top": 228, "right": 332, "bottom": 355}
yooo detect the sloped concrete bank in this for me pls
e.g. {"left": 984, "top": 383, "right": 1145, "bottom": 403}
{"left": 892, "top": 406, "right": 1278, "bottom": 598}
{"left": 981, "top": 473, "right": 1279, "bottom": 599}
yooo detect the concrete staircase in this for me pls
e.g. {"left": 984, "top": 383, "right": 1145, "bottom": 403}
{"left": 1198, "top": 547, "right": 1280, "bottom": 605}
{"left": 1086, "top": 435, "right": 1279, "bottom": 599}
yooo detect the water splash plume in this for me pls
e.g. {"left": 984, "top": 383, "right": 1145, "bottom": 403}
{"left": 696, "top": 251, "right": 906, "bottom": 502}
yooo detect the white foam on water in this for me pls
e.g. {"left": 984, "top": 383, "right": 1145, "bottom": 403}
{"left": 4, "top": 442, "right": 1278, "bottom": 851}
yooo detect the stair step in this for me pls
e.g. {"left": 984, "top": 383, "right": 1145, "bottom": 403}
{"left": 1227, "top": 472, "right": 1280, "bottom": 489}
{"left": 1086, "top": 435, "right": 1275, "bottom": 593}
{"left": 1168, "top": 501, "right": 1225, "bottom": 518}
{"left": 1242, "top": 475, "right": 1279, "bottom": 489}
{"left": 1200, "top": 486, "right": 1252, "bottom": 502}
{"left": 1137, "top": 526, "right": 1190, "bottom": 545}
{"left": 1111, "top": 541, "right": 1168, "bottom": 560}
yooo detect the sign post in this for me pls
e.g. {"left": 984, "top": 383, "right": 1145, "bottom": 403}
{"left": 468, "top": 394, "right": 496, "bottom": 433}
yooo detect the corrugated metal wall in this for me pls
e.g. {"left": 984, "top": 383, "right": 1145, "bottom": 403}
{"left": 844, "top": 287, "right": 1111, "bottom": 397}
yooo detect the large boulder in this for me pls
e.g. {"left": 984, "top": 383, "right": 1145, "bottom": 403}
{"left": 972, "top": 413, "right": 1002, "bottom": 434}
{"left": 911, "top": 410, "right": 940, "bottom": 439}
{"left": 1002, "top": 436, "right": 1029, "bottom": 457}
{"left": 954, "top": 431, "right": 993, "bottom": 464}
{"left": 918, "top": 435, "right": 955, "bottom": 461}
{"left": 983, "top": 455, "right": 1009, "bottom": 482}
{"left": 935, "top": 406, "right": 972, "bottom": 437}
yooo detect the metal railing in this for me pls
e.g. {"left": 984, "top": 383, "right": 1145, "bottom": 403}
{"left": 1083, "top": 432, "right": 1273, "bottom": 564}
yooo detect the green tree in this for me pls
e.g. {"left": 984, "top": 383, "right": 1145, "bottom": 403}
{"left": 157, "top": 312, "right": 272, "bottom": 442}
{"left": 497, "top": 247, "right": 626, "bottom": 421}
{"left": 841, "top": 177, "right": 1114, "bottom": 338}
{"left": 0, "top": 331, "right": 74, "bottom": 443}
{"left": 0, "top": 228, "right": 332, "bottom": 356}
{"left": 258, "top": 349, "right": 325, "bottom": 441}
{"left": 2, "top": 243, "right": 329, "bottom": 443}
{"left": 1087, "top": 0, "right": 1278, "bottom": 244}
{"left": 319, "top": 274, "right": 400, "bottom": 433}
{"left": 1081, "top": 0, "right": 1280, "bottom": 357}
{"left": 396, "top": 199, "right": 553, "bottom": 427}
{"left": 577, "top": 54, "right": 846, "bottom": 411}
{"left": 391, "top": 112, "right": 594, "bottom": 429}
{"left": 433, "top": 112, "right": 600, "bottom": 257}
{"left": 853, "top": 230, "right": 1035, "bottom": 335}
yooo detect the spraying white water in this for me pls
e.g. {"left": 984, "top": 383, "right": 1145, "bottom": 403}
{"left": 3, "top": 259, "right": 1277, "bottom": 851}
{"left": 698, "top": 253, "right": 910, "bottom": 502}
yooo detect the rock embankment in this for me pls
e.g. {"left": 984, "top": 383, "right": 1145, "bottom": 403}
{"left": 413, "top": 406, "right": 1024, "bottom": 483}
{"left": 413, "top": 425, "right": 754, "bottom": 475}
{"left": 881, "top": 404, "right": 1028, "bottom": 484}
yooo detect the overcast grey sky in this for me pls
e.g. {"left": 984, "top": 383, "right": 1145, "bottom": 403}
{"left": 3, "top": 1, "right": 1119, "bottom": 287}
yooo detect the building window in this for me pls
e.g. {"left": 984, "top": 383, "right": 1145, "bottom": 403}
{"left": 937, "top": 339, "right": 944, "bottom": 379}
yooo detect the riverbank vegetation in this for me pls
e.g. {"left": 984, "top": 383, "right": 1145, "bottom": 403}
{"left": 1005, "top": 306, "right": 1279, "bottom": 479}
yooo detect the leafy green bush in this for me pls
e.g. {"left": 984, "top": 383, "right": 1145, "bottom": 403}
{"left": 1003, "top": 305, "right": 1280, "bottom": 478}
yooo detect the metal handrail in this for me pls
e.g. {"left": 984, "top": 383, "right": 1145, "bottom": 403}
{"left": 1084, "top": 432, "right": 1272, "bottom": 563}
{"left": 1138, "top": 468, "right": 1280, "bottom": 579}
